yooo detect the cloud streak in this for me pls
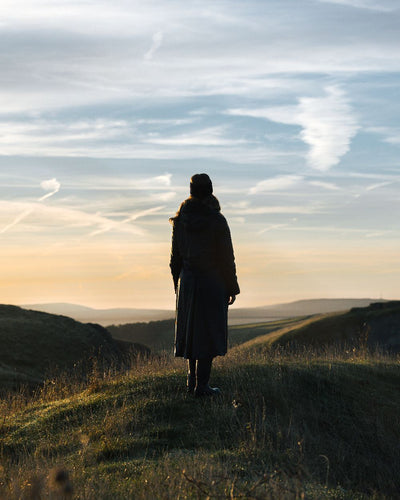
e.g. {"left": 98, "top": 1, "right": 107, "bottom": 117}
{"left": 228, "top": 86, "right": 359, "bottom": 171}
{"left": 144, "top": 31, "right": 164, "bottom": 60}
{"left": 249, "top": 175, "right": 303, "bottom": 194}
{"left": 38, "top": 178, "right": 61, "bottom": 201}
{"left": 316, "top": 0, "right": 397, "bottom": 11}
{"left": 0, "top": 177, "right": 61, "bottom": 233}
{"left": 88, "top": 205, "right": 165, "bottom": 237}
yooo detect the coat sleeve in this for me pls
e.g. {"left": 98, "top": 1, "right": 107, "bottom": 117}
{"left": 216, "top": 216, "right": 240, "bottom": 296}
{"left": 169, "top": 221, "right": 183, "bottom": 292}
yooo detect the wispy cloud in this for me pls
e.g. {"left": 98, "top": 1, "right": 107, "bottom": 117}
{"left": 88, "top": 205, "right": 165, "bottom": 237}
{"left": 144, "top": 31, "right": 164, "bottom": 60}
{"left": 249, "top": 175, "right": 303, "bottom": 194}
{"left": 38, "top": 178, "right": 61, "bottom": 201}
{"left": 367, "top": 126, "right": 400, "bottom": 145}
{"left": 258, "top": 223, "right": 290, "bottom": 235}
{"left": 144, "top": 126, "right": 249, "bottom": 147}
{"left": 316, "top": 0, "right": 397, "bottom": 12}
{"left": 309, "top": 180, "right": 340, "bottom": 191}
{"left": 233, "top": 205, "right": 322, "bottom": 215}
{"left": 365, "top": 181, "right": 393, "bottom": 191}
{"left": 0, "top": 177, "right": 61, "bottom": 233}
{"left": 227, "top": 86, "right": 359, "bottom": 171}
{"left": 0, "top": 206, "right": 34, "bottom": 234}
{"left": 0, "top": 199, "right": 164, "bottom": 237}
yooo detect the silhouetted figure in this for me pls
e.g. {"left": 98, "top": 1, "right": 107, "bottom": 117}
{"left": 170, "top": 173, "right": 240, "bottom": 396}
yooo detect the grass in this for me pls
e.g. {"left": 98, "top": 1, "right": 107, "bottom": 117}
{"left": 1, "top": 343, "right": 399, "bottom": 499}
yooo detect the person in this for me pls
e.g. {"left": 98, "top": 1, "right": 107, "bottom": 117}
{"left": 169, "top": 173, "right": 240, "bottom": 397}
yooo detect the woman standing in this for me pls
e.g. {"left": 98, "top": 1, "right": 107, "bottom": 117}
{"left": 170, "top": 173, "right": 240, "bottom": 396}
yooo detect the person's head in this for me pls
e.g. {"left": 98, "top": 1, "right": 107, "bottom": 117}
{"left": 169, "top": 173, "right": 219, "bottom": 223}
{"left": 190, "top": 173, "right": 213, "bottom": 200}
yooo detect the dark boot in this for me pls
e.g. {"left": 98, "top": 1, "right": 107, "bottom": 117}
{"left": 187, "top": 359, "right": 196, "bottom": 394}
{"left": 195, "top": 358, "right": 221, "bottom": 397}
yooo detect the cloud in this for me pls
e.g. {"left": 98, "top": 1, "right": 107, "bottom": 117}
{"left": 39, "top": 178, "right": 61, "bottom": 201}
{"left": 309, "top": 180, "right": 340, "bottom": 191}
{"left": 249, "top": 175, "right": 303, "bottom": 194}
{"left": 228, "top": 86, "right": 359, "bottom": 171}
{"left": 144, "top": 126, "right": 249, "bottom": 147}
{"left": 367, "top": 126, "right": 400, "bottom": 145}
{"left": 258, "top": 223, "right": 290, "bottom": 235}
{"left": 316, "top": 0, "right": 396, "bottom": 11}
{"left": 230, "top": 205, "right": 322, "bottom": 215}
{"left": 0, "top": 199, "right": 161, "bottom": 237}
{"left": 0, "top": 177, "right": 61, "bottom": 233}
{"left": 135, "top": 174, "right": 172, "bottom": 189}
{"left": 88, "top": 205, "right": 165, "bottom": 237}
{"left": 0, "top": 206, "right": 34, "bottom": 234}
{"left": 144, "top": 31, "right": 164, "bottom": 60}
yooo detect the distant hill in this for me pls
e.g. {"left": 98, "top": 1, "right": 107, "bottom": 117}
{"left": 23, "top": 298, "right": 385, "bottom": 326}
{"left": 235, "top": 301, "right": 400, "bottom": 354}
{"left": 229, "top": 298, "right": 387, "bottom": 323}
{"left": 23, "top": 302, "right": 175, "bottom": 326}
{"left": 0, "top": 305, "right": 132, "bottom": 391}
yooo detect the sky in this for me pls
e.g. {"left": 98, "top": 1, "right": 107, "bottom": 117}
{"left": 1, "top": 0, "right": 399, "bottom": 309}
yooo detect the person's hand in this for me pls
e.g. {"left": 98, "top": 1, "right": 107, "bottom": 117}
{"left": 228, "top": 295, "right": 236, "bottom": 305}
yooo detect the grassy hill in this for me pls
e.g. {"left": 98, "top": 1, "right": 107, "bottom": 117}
{"left": 234, "top": 301, "right": 400, "bottom": 356}
{"left": 0, "top": 347, "right": 399, "bottom": 498}
{"left": 1, "top": 303, "right": 400, "bottom": 497}
{"left": 0, "top": 305, "right": 127, "bottom": 391}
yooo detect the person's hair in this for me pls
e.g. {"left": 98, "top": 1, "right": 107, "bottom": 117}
{"left": 190, "top": 173, "right": 213, "bottom": 199}
{"left": 169, "top": 194, "right": 221, "bottom": 223}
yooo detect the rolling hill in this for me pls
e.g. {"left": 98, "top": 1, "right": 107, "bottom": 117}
{"left": 22, "top": 298, "right": 385, "bottom": 326}
{"left": 1, "top": 327, "right": 399, "bottom": 498}
{"left": 0, "top": 305, "right": 128, "bottom": 391}
{"left": 23, "top": 302, "right": 175, "bottom": 326}
{"left": 1, "top": 302, "right": 400, "bottom": 497}
{"left": 234, "top": 301, "right": 400, "bottom": 354}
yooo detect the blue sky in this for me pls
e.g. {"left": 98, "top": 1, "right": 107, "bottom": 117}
{"left": 1, "top": 0, "right": 399, "bottom": 308}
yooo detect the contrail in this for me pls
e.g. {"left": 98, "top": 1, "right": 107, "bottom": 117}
{"left": 38, "top": 178, "right": 61, "bottom": 201}
{"left": 0, "top": 178, "right": 60, "bottom": 234}
{"left": 89, "top": 205, "right": 165, "bottom": 237}
{"left": 0, "top": 207, "right": 34, "bottom": 234}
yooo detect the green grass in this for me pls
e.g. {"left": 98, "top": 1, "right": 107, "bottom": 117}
{"left": 1, "top": 346, "right": 399, "bottom": 499}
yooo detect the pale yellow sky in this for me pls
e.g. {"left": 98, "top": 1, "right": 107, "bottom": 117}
{"left": 2, "top": 231, "right": 397, "bottom": 309}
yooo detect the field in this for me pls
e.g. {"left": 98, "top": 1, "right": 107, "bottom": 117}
{"left": 1, "top": 314, "right": 399, "bottom": 498}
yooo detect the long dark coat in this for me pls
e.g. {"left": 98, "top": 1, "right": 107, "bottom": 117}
{"left": 170, "top": 198, "right": 240, "bottom": 359}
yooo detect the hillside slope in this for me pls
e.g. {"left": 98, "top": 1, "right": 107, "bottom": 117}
{"left": 274, "top": 301, "right": 400, "bottom": 353}
{"left": 234, "top": 302, "right": 400, "bottom": 355}
{"left": 1, "top": 351, "right": 399, "bottom": 498}
{"left": 0, "top": 305, "right": 124, "bottom": 390}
